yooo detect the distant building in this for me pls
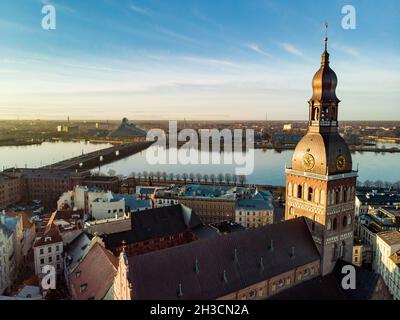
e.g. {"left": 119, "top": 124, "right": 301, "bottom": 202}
{"left": 107, "top": 118, "right": 147, "bottom": 141}
{"left": 57, "top": 125, "right": 79, "bottom": 134}
{"left": 283, "top": 124, "right": 292, "bottom": 131}
{"left": 235, "top": 190, "right": 274, "bottom": 228}
{"left": 271, "top": 133, "right": 303, "bottom": 147}
{"left": 155, "top": 184, "right": 271, "bottom": 225}
{"left": 0, "top": 174, "right": 23, "bottom": 210}
{"left": 375, "top": 231, "right": 400, "bottom": 299}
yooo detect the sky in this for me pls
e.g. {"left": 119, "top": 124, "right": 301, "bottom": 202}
{"left": 0, "top": 0, "right": 399, "bottom": 120}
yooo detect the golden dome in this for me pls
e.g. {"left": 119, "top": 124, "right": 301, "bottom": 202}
{"left": 291, "top": 132, "right": 352, "bottom": 175}
{"left": 310, "top": 50, "right": 339, "bottom": 103}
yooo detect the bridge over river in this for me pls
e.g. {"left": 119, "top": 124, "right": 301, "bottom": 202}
{"left": 42, "top": 141, "right": 153, "bottom": 170}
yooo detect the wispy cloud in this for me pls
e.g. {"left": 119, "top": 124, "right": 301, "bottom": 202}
{"left": 278, "top": 42, "right": 304, "bottom": 57}
{"left": 129, "top": 3, "right": 152, "bottom": 17}
{"left": 155, "top": 26, "right": 204, "bottom": 46}
{"left": 245, "top": 43, "right": 272, "bottom": 57}
{"left": 331, "top": 43, "right": 360, "bottom": 57}
{"left": 181, "top": 56, "right": 240, "bottom": 68}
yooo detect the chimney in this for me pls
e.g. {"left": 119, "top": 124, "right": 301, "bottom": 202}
{"left": 177, "top": 283, "right": 183, "bottom": 298}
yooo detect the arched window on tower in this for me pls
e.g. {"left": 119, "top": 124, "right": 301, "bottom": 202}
{"left": 340, "top": 241, "right": 346, "bottom": 258}
{"left": 308, "top": 187, "right": 313, "bottom": 202}
{"left": 342, "top": 215, "right": 347, "bottom": 227}
{"left": 297, "top": 185, "right": 303, "bottom": 199}
{"left": 348, "top": 214, "right": 352, "bottom": 226}
{"left": 332, "top": 218, "right": 337, "bottom": 230}
{"left": 335, "top": 189, "right": 340, "bottom": 204}
{"left": 343, "top": 187, "right": 348, "bottom": 202}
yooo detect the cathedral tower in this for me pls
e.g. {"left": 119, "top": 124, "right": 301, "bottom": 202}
{"left": 284, "top": 28, "right": 357, "bottom": 275}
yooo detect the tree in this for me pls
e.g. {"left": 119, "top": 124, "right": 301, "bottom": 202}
{"left": 225, "top": 173, "right": 232, "bottom": 185}
{"left": 168, "top": 173, "right": 175, "bottom": 181}
{"left": 136, "top": 172, "right": 142, "bottom": 182}
{"left": 149, "top": 171, "right": 155, "bottom": 180}
{"left": 195, "top": 173, "right": 202, "bottom": 182}
{"left": 189, "top": 173, "right": 195, "bottom": 182}
{"left": 129, "top": 171, "right": 136, "bottom": 178}
{"left": 217, "top": 173, "right": 224, "bottom": 183}
{"left": 176, "top": 173, "right": 181, "bottom": 181}
{"left": 203, "top": 174, "right": 209, "bottom": 183}
{"left": 182, "top": 173, "right": 188, "bottom": 183}
{"left": 156, "top": 171, "right": 162, "bottom": 181}
{"left": 162, "top": 172, "right": 167, "bottom": 181}
{"left": 374, "top": 180, "right": 384, "bottom": 189}
{"left": 238, "top": 175, "right": 246, "bottom": 185}
{"left": 210, "top": 174, "right": 216, "bottom": 183}
{"left": 232, "top": 174, "right": 238, "bottom": 185}
{"left": 142, "top": 171, "right": 148, "bottom": 181}
{"left": 107, "top": 169, "right": 116, "bottom": 177}
{"left": 363, "top": 180, "right": 372, "bottom": 188}
{"left": 384, "top": 181, "right": 392, "bottom": 190}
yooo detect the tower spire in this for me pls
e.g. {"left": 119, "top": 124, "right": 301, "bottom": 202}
{"left": 324, "top": 21, "right": 328, "bottom": 51}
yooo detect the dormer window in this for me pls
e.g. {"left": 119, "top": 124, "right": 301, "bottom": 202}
{"left": 76, "top": 271, "right": 81, "bottom": 278}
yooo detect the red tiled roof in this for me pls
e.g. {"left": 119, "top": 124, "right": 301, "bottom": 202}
{"left": 69, "top": 243, "right": 118, "bottom": 300}
{"left": 33, "top": 223, "right": 63, "bottom": 247}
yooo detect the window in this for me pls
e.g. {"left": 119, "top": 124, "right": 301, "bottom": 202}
{"left": 40, "top": 258, "right": 44, "bottom": 264}
{"left": 48, "top": 256, "right": 52, "bottom": 263}
{"left": 40, "top": 248, "right": 44, "bottom": 255}
{"left": 342, "top": 216, "right": 348, "bottom": 227}
{"left": 57, "top": 264, "right": 61, "bottom": 270}
{"left": 56, "top": 245, "right": 60, "bottom": 252}
{"left": 48, "top": 247, "right": 52, "bottom": 253}
{"left": 297, "top": 185, "right": 303, "bottom": 199}
{"left": 332, "top": 218, "right": 337, "bottom": 231}
{"left": 308, "top": 187, "right": 313, "bottom": 201}
{"left": 56, "top": 255, "right": 60, "bottom": 261}
{"left": 327, "top": 219, "right": 332, "bottom": 231}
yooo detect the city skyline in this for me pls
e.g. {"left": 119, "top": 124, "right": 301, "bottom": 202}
{"left": 0, "top": 0, "right": 399, "bottom": 120}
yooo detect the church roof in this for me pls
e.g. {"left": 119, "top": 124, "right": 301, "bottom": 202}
{"left": 126, "top": 217, "right": 320, "bottom": 300}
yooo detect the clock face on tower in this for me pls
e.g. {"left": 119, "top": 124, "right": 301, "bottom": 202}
{"left": 302, "top": 153, "right": 315, "bottom": 171}
{"left": 336, "top": 155, "right": 346, "bottom": 170}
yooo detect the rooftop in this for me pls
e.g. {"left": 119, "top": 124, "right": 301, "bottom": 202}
{"left": 378, "top": 230, "right": 400, "bottom": 246}
{"left": 127, "top": 217, "right": 320, "bottom": 300}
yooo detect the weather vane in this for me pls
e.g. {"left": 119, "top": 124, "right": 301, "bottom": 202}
{"left": 324, "top": 21, "right": 329, "bottom": 50}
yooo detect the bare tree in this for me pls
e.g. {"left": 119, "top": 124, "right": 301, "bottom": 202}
{"left": 195, "top": 173, "right": 202, "bottom": 182}
{"left": 142, "top": 171, "right": 148, "bottom": 181}
{"left": 225, "top": 173, "right": 232, "bottom": 185}
{"left": 107, "top": 169, "right": 116, "bottom": 177}
{"left": 189, "top": 173, "right": 195, "bottom": 182}
{"left": 384, "top": 181, "right": 392, "bottom": 190}
{"left": 156, "top": 171, "right": 162, "bottom": 181}
{"left": 363, "top": 180, "right": 372, "bottom": 188}
{"left": 232, "top": 174, "right": 238, "bottom": 185}
{"left": 149, "top": 171, "right": 155, "bottom": 181}
{"left": 182, "top": 173, "right": 189, "bottom": 183}
{"left": 238, "top": 175, "right": 246, "bottom": 185}
{"left": 129, "top": 171, "right": 136, "bottom": 178}
{"left": 203, "top": 174, "right": 209, "bottom": 183}
{"left": 217, "top": 173, "right": 224, "bottom": 183}
{"left": 162, "top": 172, "right": 167, "bottom": 181}
{"left": 210, "top": 174, "right": 216, "bottom": 183}
{"left": 168, "top": 173, "right": 175, "bottom": 181}
{"left": 176, "top": 173, "right": 181, "bottom": 181}
{"left": 374, "top": 180, "right": 384, "bottom": 189}
{"left": 136, "top": 172, "right": 142, "bottom": 182}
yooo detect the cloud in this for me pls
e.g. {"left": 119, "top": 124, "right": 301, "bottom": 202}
{"left": 181, "top": 56, "right": 240, "bottom": 68}
{"left": 278, "top": 42, "right": 304, "bottom": 57}
{"left": 40, "top": 0, "right": 76, "bottom": 14}
{"left": 245, "top": 43, "right": 272, "bottom": 57}
{"left": 331, "top": 43, "right": 360, "bottom": 57}
{"left": 129, "top": 3, "right": 152, "bottom": 16}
